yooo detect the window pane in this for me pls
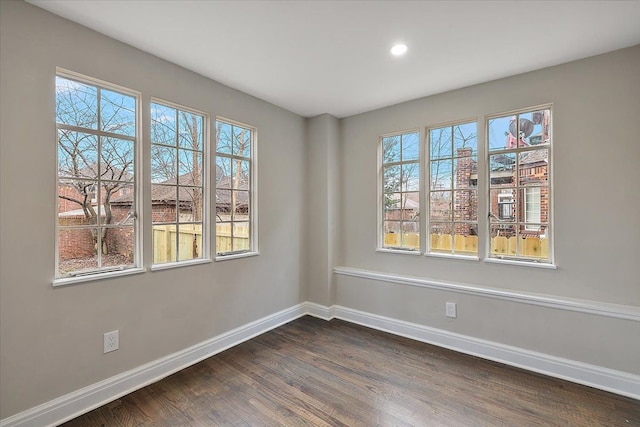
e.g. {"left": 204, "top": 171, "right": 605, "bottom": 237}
{"left": 231, "top": 159, "right": 250, "bottom": 190}
{"left": 383, "top": 221, "right": 401, "bottom": 247}
{"left": 519, "top": 109, "right": 551, "bottom": 146}
{"left": 402, "top": 221, "right": 419, "bottom": 250}
{"left": 105, "top": 182, "right": 135, "bottom": 225}
{"left": 151, "top": 104, "right": 177, "bottom": 146}
{"left": 382, "top": 135, "right": 400, "bottom": 163}
{"left": 100, "top": 89, "right": 136, "bottom": 137}
{"left": 56, "top": 76, "right": 97, "bottom": 129}
{"left": 216, "top": 121, "right": 232, "bottom": 155}
{"left": 518, "top": 149, "right": 548, "bottom": 186}
{"left": 178, "top": 149, "right": 203, "bottom": 186}
{"left": 216, "top": 222, "right": 231, "bottom": 254}
{"left": 454, "top": 190, "right": 477, "bottom": 221}
{"left": 103, "top": 226, "right": 135, "bottom": 267}
{"left": 216, "top": 156, "right": 232, "bottom": 188}
{"left": 429, "top": 223, "right": 452, "bottom": 253}
{"left": 58, "top": 130, "right": 98, "bottom": 179}
{"left": 152, "top": 224, "right": 177, "bottom": 264}
{"left": 232, "top": 126, "right": 251, "bottom": 158}
{"left": 518, "top": 224, "right": 549, "bottom": 258}
{"left": 454, "top": 156, "right": 477, "bottom": 189}
{"left": 177, "top": 223, "right": 202, "bottom": 261}
{"left": 151, "top": 145, "right": 177, "bottom": 184}
{"left": 401, "top": 192, "right": 419, "bottom": 220}
{"left": 152, "top": 185, "right": 177, "bottom": 223}
{"left": 490, "top": 224, "right": 517, "bottom": 256}
{"left": 101, "top": 137, "right": 134, "bottom": 181}
{"left": 401, "top": 132, "right": 419, "bottom": 161}
{"left": 58, "top": 227, "right": 98, "bottom": 276}
{"left": 179, "top": 186, "right": 203, "bottom": 222}
{"left": 384, "top": 165, "right": 401, "bottom": 193}
{"left": 488, "top": 116, "right": 511, "bottom": 151}
{"left": 520, "top": 186, "right": 547, "bottom": 226}
{"left": 58, "top": 179, "right": 98, "bottom": 226}
{"left": 453, "top": 122, "right": 477, "bottom": 156}
{"left": 232, "top": 190, "right": 250, "bottom": 221}
{"left": 232, "top": 222, "right": 250, "bottom": 251}
{"left": 401, "top": 162, "right": 419, "bottom": 192}
{"left": 489, "top": 153, "right": 516, "bottom": 187}
{"left": 178, "top": 112, "right": 203, "bottom": 151}
{"left": 383, "top": 193, "right": 401, "bottom": 220}
{"left": 429, "top": 127, "right": 452, "bottom": 160}
{"left": 216, "top": 189, "right": 231, "bottom": 221}
{"left": 430, "top": 191, "right": 451, "bottom": 221}
{"left": 490, "top": 188, "right": 516, "bottom": 222}
{"left": 430, "top": 159, "right": 452, "bottom": 190}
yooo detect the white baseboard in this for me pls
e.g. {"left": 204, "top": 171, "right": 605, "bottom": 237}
{"left": 328, "top": 304, "right": 640, "bottom": 401}
{"left": 2, "top": 301, "right": 638, "bottom": 427}
{"left": 0, "top": 304, "right": 307, "bottom": 427}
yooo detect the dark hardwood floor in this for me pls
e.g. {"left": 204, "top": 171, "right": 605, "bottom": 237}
{"left": 62, "top": 316, "right": 639, "bottom": 426}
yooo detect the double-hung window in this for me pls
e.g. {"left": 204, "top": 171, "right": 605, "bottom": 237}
{"left": 55, "top": 71, "right": 140, "bottom": 280}
{"left": 379, "top": 131, "right": 420, "bottom": 251}
{"left": 150, "top": 100, "right": 208, "bottom": 266}
{"left": 487, "top": 106, "right": 552, "bottom": 262}
{"left": 427, "top": 121, "right": 478, "bottom": 256}
{"left": 215, "top": 118, "right": 257, "bottom": 257}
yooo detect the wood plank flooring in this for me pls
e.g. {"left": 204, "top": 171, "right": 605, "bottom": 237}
{"left": 62, "top": 316, "right": 640, "bottom": 426}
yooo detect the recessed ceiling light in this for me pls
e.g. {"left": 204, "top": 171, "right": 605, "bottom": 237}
{"left": 390, "top": 44, "right": 408, "bottom": 56}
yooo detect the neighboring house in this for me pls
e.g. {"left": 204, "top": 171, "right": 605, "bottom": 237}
{"left": 58, "top": 165, "right": 250, "bottom": 260}
{"left": 459, "top": 112, "right": 550, "bottom": 239}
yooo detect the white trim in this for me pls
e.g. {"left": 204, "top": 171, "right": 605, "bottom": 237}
{"left": 375, "top": 248, "right": 421, "bottom": 256}
{"left": 424, "top": 252, "right": 479, "bottom": 262}
{"left": 484, "top": 257, "right": 557, "bottom": 269}
{"left": 333, "top": 266, "right": 640, "bottom": 322}
{"left": 304, "top": 302, "right": 335, "bottom": 321}
{"left": 328, "top": 305, "right": 640, "bottom": 400}
{"left": 214, "top": 251, "right": 260, "bottom": 262}
{"left": 52, "top": 268, "right": 145, "bottom": 287}
{"left": 149, "top": 258, "right": 211, "bottom": 271}
{"left": 0, "top": 304, "right": 307, "bottom": 427}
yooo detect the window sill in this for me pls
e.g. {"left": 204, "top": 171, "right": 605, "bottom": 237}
{"left": 425, "top": 252, "right": 479, "bottom": 262}
{"left": 376, "top": 248, "right": 422, "bottom": 256}
{"left": 485, "top": 257, "right": 557, "bottom": 270}
{"left": 53, "top": 267, "right": 145, "bottom": 287}
{"left": 150, "top": 258, "right": 212, "bottom": 271}
{"left": 215, "top": 251, "right": 260, "bottom": 262}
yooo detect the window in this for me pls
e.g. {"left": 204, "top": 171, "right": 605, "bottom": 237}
{"left": 488, "top": 106, "right": 551, "bottom": 262}
{"left": 380, "top": 131, "right": 420, "bottom": 251}
{"left": 56, "top": 72, "right": 139, "bottom": 279}
{"left": 427, "top": 121, "right": 478, "bottom": 256}
{"left": 150, "top": 101, "right": 208, "bottom": 265}
{"left": 215, "top": 119, "right": 256, "bottom": 256}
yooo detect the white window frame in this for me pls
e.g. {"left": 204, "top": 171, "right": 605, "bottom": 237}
{"left": 485, "top": 104, "right": 554, "bottom": 266}
{"left": 214, "top": 117, "right": 258, "bottom": 260}
{"left": 377, "top": 129, "right": 422, "bottom": 254}
{"left": 54, "top": 68, "right": 143, "bottom": 286}
{"left": 426, "top": 119, "right": 479, "bottom": 259}
{"left": 149, "top": 98, "right": 210, "bottom": 270}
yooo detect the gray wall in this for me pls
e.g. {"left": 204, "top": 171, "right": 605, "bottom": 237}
{"left": 1, "top": 0, "right": 639, "bottom": 421}
{"left": 335, "top": 45, "right": 640, "bottom": 373}
{"left": 0, "top": 1, "right": 306, "bottom": 418}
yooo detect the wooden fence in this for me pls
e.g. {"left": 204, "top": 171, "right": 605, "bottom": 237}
{"left": 153, "top": 224, "right": 251, "bottom": 262}
{"left": 384, "top": 233, "right": 548, "bottom": 258}
{"left": 215, "top": 224, "right": 250, "bottom": 253}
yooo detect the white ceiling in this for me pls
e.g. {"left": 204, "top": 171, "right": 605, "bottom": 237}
{"left": 29, "top": 1, "right": 640, "bottom": 118}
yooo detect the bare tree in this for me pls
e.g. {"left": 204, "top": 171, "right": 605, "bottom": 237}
{"left": 57, "top": 79, "right": 135, "bottom": 254}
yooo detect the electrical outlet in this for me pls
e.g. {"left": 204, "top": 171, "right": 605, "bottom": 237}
{"left": 104, "top": 330, "right": 119, "bottom": 353}
{"left": 445, "top": 302, "right": 457, "bottom": 318}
